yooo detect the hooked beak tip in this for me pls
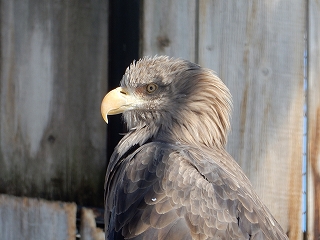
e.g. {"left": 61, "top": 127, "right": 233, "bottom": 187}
{"left": 101, "top": 87, "right": 129, "bottom": 124}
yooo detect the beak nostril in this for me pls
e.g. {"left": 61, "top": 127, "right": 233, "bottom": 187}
{"left": 120, "top": 90, "right": 127, "bottom": 95}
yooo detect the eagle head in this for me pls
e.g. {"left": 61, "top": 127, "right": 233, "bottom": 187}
{"left": 101, "top": 56, "right": 232, "bottom": 148}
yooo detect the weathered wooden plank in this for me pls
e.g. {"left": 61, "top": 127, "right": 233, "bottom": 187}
{"left": 307, "top": 0, "right": 320, "bottom": 238}
{"left": 80, "top": 208, "right": 105, "bottom": 240}
{"left": 141, "top": 0, "right": 197, "bottom": 61}
{"left": 198, "top": 1, "right": 304, "bottom": 238}
{"left": 142, "top": 0, "right": 304, "bottom": 238}
{"left": 0, "top": 194, "right": 76, "bottom": 240}
{"left": 0, "top": 0, "right": 108, "bottom": 206}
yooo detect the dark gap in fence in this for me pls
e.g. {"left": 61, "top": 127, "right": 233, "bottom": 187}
{"left": 107, "top": 0, "right": 141, "bottom": 161}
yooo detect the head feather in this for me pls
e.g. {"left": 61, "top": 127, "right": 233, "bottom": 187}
{"left": 121, "top": 56, "right": 232, "bottom": 149}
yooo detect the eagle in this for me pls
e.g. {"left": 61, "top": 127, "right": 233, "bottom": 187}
{"left": 101, "top": 56, "right": 288, "bottom": 240}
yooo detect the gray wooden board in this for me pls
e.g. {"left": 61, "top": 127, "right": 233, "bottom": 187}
{"left": 198, "top": 1, "right": 305, "bottom": 238}
{"left": 80, "top": 208, "right": 105, "bottom": 240}
{"left": 0, "top": 194, "right": 76, "bottom": 240}
{"left": 141, "top": 0, "right": 197, "bottom": 61}
{"left": 307, "top": 0, "right": 320, "bottom": 238}
{"left": 0, "top": 0, "right": 108, "bottom": 206}
{"left": 141, "top": 1, "right": 305, "bottom": 237}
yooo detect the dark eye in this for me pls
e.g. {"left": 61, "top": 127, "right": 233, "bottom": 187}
{"left": 146, "top": 83, "right": 158, "bottom": 93}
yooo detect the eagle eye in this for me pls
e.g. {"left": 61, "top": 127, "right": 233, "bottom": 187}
{"left": 146, "top": 83, "right": 158, "bottom": 93}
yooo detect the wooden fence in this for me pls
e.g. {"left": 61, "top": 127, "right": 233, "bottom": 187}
{"left": 0, "top": 194, "right": 76, "bottom": 240}
{"left": 0, "top": 0, "right": 108, "bottom": 207}
{"left": 0, "top": 0, "right": 319, "bottom": 239}
{"left": 142, "top": 1, "right": 305, "bottom": 239}
{"left": 0, "top": 194, "right": 104, "bottom": 240}
{"left": 308, "top": 0, "right": 320, "bottom": 239}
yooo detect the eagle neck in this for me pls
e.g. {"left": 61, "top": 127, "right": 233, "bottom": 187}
{"left": 115, "top": 123, "right": 159, "bottom": 159}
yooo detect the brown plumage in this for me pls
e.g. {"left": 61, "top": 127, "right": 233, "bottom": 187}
{"left": 101, "top": 56, "right": 288, "bottom": 240}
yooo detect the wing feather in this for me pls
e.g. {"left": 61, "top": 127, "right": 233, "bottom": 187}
{"left": 105, "top": 142, "right": 288, "bottom": 239}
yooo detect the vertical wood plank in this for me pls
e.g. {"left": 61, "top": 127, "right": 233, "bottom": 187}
{"left": 198, "top": 1, "right": 304, "bottom": 238}
{"left": 80, "top": 208, "right": 105, "bottom": 240}
{"left": 0, "top": 0, "right": 108, "bottom": 206}
{"left": 308, "top": 0, "right": 320, "bottom": 238}
{"left": 0, "top": 194, "right": 76, "bottom": 240}
{"left": 141, "top": 0, "right": 197, "bottom": 61}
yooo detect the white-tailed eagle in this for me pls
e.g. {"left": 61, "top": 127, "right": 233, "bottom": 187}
{"left": 101, "top": 56, "right": 288, "bottom": 240}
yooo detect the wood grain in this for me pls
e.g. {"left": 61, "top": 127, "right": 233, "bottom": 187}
{"left": 308, "top": 0, "right": 320, "bottom": 238}
{"left": 0, "top": 0, "right": 108, "bottom": 206}
{"left": 0, "top": 194, "right": 76, "bottom": 240}
{"left": 198, "top": 2, "right": 305, "bottom": 238}
{"left": 141, "top": 0, "right": 197, "bottom": 61}
{"left": 141, "top": 1, "right": 305, "bottom": 238}
{"left": 80, "top": 208, "right": 105, "bottom": 240}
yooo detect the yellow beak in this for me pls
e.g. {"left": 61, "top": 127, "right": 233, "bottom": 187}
{"left": 101, "top": 87, "right": 136, "bottom": 123}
